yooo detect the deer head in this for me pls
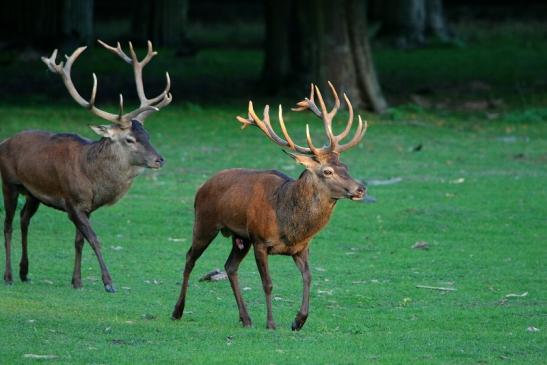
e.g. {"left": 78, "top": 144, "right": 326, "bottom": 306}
{"left": 41, "top": 40, "right": 171, "bottom": 169}
{"left": 237, "top": 82, "right": 367, "bottom": 201}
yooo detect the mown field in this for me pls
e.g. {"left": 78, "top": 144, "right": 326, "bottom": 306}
{"left": 0, "top": 21, "right": 546, "bottom": 365}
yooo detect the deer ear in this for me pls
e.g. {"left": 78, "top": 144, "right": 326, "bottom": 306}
{"left": 284, "top": 151, "right": 320, "bottom": 169}
{"left": 89, "top": 125, "right": 116, "bottom": 139}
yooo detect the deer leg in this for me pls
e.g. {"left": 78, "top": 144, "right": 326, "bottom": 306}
{"left": 66, "top": 206, "right": 114, "bottom": 293}
{"left": 172, "top": 228, "right": 218, "bottom": 320}
{"left": 71, "top": 229, "right": 84, "bottom": 289}
{"left": 19, "top": 196, "right": 39, "bottom": 282}
{"left": 225, "top": 238, "right": 252, "bottom": 327}
{"left": 291, "top": 248, "right": 311, "bottom": 331}
{"left": 2, "top": 183, "right": 18, "bottom": 284}
{"left": 254, "top": 244, "right": 276, "bottom": 329}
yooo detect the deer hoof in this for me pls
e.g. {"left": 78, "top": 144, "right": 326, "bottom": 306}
{"left": 266, "top": 321, "right": 277, "bottom": 330}
{"left": 104, "top": 284, "right": 116, "bottom": 293}
{"left": 171, "top": 307, "right": 183, "bottom": 320}
{"left": 72, "top": 280, "right": 83, "bottom": 289}
{"left": 3, "top": 273, "right": 13, "bottom": 285}
{"left": 20, "top": 275, "right": 30, "bottom": 282}
{"left": 240, "top": 318, "right": 252, "bottom": 328}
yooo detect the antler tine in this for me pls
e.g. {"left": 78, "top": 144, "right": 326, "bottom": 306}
{"left": 326, "top": 81, "right": 341, "bottom": 119}
{"left": 118, "top": 94, "right": 124, "bottom": 120}
{"left": 97, "top": 39, "right": 131, "bottom": 64}
{"left": 237, "top": 101, "right": 313, "bottom": 154}
{"left": 334, "top": 93, "right": 354, "bottom": 143}
{"left": 292, "top": 84, "right": 322, "bottom": 118}
{"left": 305, "top": 124, "right": 320, "bottom": 155}
{"left": 336, "top": 116, "right": 368, "bottom": 153}
{"left": 313, "top": 85, "right": 336, "bottom": 149}
{"left": 278, "top": 105, "right": 296, "bottom": 151}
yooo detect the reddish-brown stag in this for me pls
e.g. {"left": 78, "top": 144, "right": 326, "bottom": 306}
{"left": 172, "top": 83, "right": 367, "bottom": 330}
{"left": 0, "top": 40, "right": 171, "bottom": 292}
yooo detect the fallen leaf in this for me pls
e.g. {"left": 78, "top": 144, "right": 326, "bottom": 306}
{"left": 110, "top": 245, "right": 123, "bottom": 251}
{"left": 412, "top": 241, "right": 429, "bottom": 250}
{"left": 527, "top": 326, "right": 540, "bottom": 332}
{"left": 23, "top": 354, "right": 59, "bottom": 360}
{"left": 449, "top": 178, "right": 465, "bottom": 184}
{"left": 168, "top": 237, "right": 186, "bottom": 243}
{"left": 505, "top": 292, "right": 528, "bottom": 298}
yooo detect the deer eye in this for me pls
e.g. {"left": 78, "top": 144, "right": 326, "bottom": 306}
{"left": 125, "top": 138, "right": 136, "bottom": 144}
{"left": 323, "top": 168, "right": 333, "bottom": 176}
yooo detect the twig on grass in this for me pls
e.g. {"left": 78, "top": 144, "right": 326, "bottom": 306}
{"left": 416, "top": 285, "right": 457, "bottom": 292}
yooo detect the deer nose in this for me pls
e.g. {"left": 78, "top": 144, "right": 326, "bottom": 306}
{"left": 156, "top": 156, "right": 165, "bottom": 167}
{"left": 350, "top": 185, "right": 366, "bottom": 200}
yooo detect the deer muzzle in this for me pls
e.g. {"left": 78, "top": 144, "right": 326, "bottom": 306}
{"left": 349, "top": 185, "right": 366, "bottom": 201}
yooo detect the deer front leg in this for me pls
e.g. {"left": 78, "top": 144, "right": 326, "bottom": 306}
{"left": 71, "top": 229, "right": 84, "bottom": 288}
{"left": 292, "top": 247, "right": 311, "bottom": 331}
{"left": 254, "top": 244, "right": 276, "bottom": 329}
{"left": 225, "top": 237, "right": 252, "bottom": 327}
{"left": 66, "top": 206, "right": 114, "bottom": 293}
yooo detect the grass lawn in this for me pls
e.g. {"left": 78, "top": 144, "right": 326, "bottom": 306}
{"left": 0, "top": 21, "right": 546, "bottom": 365}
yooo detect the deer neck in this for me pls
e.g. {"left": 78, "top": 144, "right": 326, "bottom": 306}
{"left": 275, "top": 170, "right": 336, "bottom": 245}
{"left": 82, "top": 138, "right": 143, "bottom": 205}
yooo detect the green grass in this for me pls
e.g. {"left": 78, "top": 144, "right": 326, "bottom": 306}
{"left": 1, "top": 20, "right": 546, "bottom": 365}
{"left": 0, "top": 102, "right": 545, "bottom": 364}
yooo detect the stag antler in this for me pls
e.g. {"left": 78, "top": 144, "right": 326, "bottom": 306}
{"left": 97, "top": 40, "right": 172, "bottom": 123}
{"left": 236, "top": 82, "right": 367, "bottom": 155}
{"left": 41, "top": 40, "right": 171, "bottom": 128}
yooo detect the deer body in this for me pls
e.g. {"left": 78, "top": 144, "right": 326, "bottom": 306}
{"left": 0, "top": 128, "right": 146, "bottom": 212}
{"left": 197, "top": 168, "right": 336, "bottom": 255}
{"left": 172, "top": 83, "right": 367, "bottom": 331}
{"left": 2, "top": 41, "right": 171, "bottom": 292}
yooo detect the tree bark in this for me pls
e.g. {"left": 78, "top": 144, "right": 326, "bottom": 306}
{"left": 131, "top": 0, "right": 194, "bottom": 54}
{"left": 371, "top": 0, "right": 451, "bottom": 47}
{"left": 63, "top": 0, "right": 94, "bottom": 46}
{"left": 261, "top": 0, "right": 292, "bottom": 92}
{"left": 261, "top": 0, "right": 387, "bottom": 112}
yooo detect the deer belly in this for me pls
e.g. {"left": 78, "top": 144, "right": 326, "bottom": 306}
{"left": 23, "top": 186, "right": 66, "bottom": 211}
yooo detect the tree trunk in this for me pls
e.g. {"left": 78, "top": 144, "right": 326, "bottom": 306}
{"left": 261, "top": 0, "right": 292, "bottom": 92}
{"left": 371, "top": 0, "right": 451, "bottom": 47}
{"left": 425, "top": 0, "right": 451, "bottom": 41}
{"left": 261, "top": 0, "right": 387, "bottom": 112}
{"left": 131, "top": 0, "right": 194, "bottom": 54}
{"left": 63, "top": 0, "right": 94, "bottom": 47}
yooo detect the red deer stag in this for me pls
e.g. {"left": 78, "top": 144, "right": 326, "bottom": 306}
{"left": 172, "top": 83, "right": 367, "bottom": 330}
{"left": 0, "top": 40, "right": 171, "bottom": 292}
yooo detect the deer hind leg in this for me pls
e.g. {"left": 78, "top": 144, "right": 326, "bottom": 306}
{"left": 2, "top": 183, "right": 18, "bottom": 284}
{"left": 71, "top": 229, "right": 84, "bottom": 288}
{"left": 19, "top": 196, "right": 39, "bottom": 282}
{"left": 225, "top": 237, "right": 252, "bottom": 327}
{"left": 254, "top": 243, "right": 276, "bottom": 330}
{"left": 171, "top": 225, "right": 218, "bottom": 320}
{"left": 291, "top": 247, "right": 311, "bottom": 331}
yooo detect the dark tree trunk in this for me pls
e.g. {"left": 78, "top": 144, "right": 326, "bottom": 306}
{"left": 261, "top": 0, "right": 292, "bottom": 92}
{"left": 63, "top": 0, "right": 94, "bottom": 47}
{"left": 261, "top": 0, "right": 387, "bottom": 112}
{"left": 370, "top": 0, "right": 451, "bottom": 47}
{"left": 131, "top": 0, "right": 194, "bottom": 55}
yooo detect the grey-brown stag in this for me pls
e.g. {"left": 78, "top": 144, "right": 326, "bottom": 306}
{"left": 172, "top": 83, "right": 367, "bottom": 330}
{"left": 0, "top": 40, "right": 171, "bottom": 292}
